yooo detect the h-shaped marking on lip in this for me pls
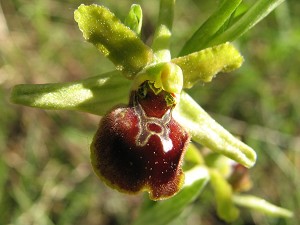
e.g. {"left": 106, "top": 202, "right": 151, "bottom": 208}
{"left": 133, "top": 94, "right": 173, "bottom": 153}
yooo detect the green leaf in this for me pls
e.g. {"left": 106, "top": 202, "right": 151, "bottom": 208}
{"left": 210, "top": 169, "right": 239, "bottom": 222}
{"left": 172, "top": 42, "right": 243, "bottom": 88}
{"left": 179, "top": 0, "right": 242, "bottom": 55}
{"left": 208, "top": 0, "right": 286, "bottom": 46}
{"left": 124, "top": 4, "right": 143, "bottom": 35}
{"left": 74, "top": 4, "right": 153, "bottom": 78}
{"left": 132, "top": 166, "right": 209, "bottom": 225}
{"left": 233, "top": 195, "right": 293, "bottom": 218}
{"left": 173, "top": 91, "right": 257, "bottom": 168}
{"left": 10, "top": 71, "right": 131, "bottom": 116}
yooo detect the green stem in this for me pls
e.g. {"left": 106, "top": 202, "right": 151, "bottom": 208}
{"left": 157, "top": 0, "right": 175, "bottom": 29}
{"left": 151, "top": 0, "right": 175, "bottom": 62}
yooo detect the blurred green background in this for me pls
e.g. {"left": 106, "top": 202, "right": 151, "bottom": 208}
{"left": 0, "top": 0, "right": 299, "bottom": 224}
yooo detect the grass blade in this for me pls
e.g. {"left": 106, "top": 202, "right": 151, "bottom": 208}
{"left": 179, "top": 0, "right": 242, "bottom": 56}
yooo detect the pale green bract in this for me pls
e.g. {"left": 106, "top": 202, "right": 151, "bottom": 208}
{"left": 173, "top": 91, "right": 256, "bottom": 168}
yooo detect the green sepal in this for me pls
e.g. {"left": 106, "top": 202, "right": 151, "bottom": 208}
{"left": 210, "top": 169, "right": 240, "bottom": 222}
{"left": 10, "top": 71, "right": 131, "bottom": 116}
{"left": 132, "top": 166, "right": 209, "bottom": 225}
{"left": 173, "top": 91, "right": 256, "bottom": 168}
{"left": 74, "top": 4, "right": 153, "bottom": 78}
{"left": 172, "top": 42, "right": 243, "bottom": 88}
{"left": 124, "top": 4, "right": 143, "bottom": 35}
{"left": 233, "top": 195, "right": 293, "bottom": 218}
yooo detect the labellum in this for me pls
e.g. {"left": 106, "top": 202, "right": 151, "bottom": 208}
{"left": 91, "top": 81, "right": 190, "bottom": 200}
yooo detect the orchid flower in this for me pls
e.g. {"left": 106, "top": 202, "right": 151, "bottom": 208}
{"left": 10, "top": 0, "right": 292, "bottom": 222}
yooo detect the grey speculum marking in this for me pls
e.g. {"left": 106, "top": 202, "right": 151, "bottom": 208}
{"left": 133, "top": 94, "right": 173, "bottom": 153}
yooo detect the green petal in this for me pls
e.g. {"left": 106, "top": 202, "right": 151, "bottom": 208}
{"left": 172, "top": 43, "right": 243, "bottom": 88}
{"left": 124, "top": 4, "right": 143, "bottom": 35}
{"left": 132, "top": 166, "right": 209, "bottom": 225}
{"left": 233, "top": 195, "right": 293, "bottom": 218}
{"left": 74, "top": 4, "right": 153, "bottom": 78}
{"left": 173, "top": 91, "right": 256, "bottom": 168}
{"left": 10, "top": 71, "right": 131, "bottom": 116}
